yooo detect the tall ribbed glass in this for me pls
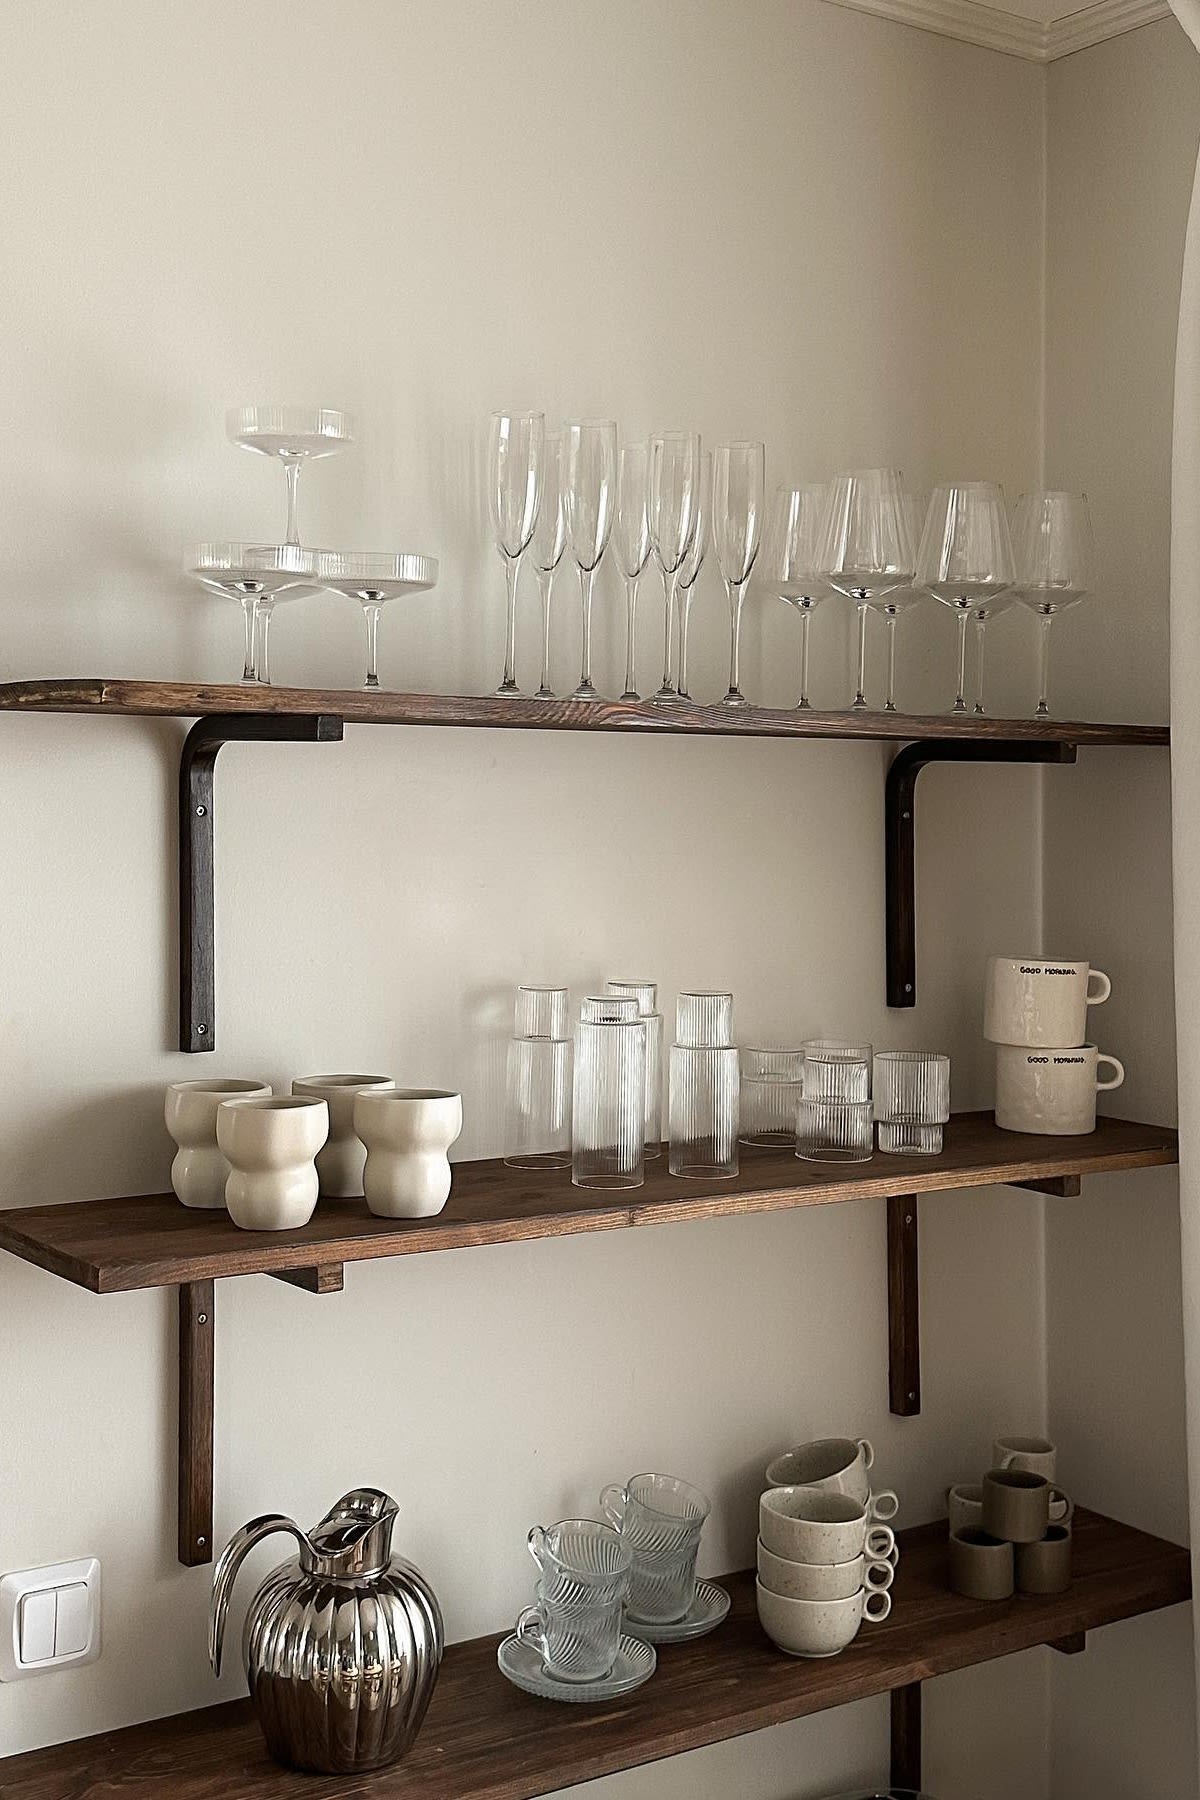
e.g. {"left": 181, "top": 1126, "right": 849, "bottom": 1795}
{"left": 572, "top": 996, "right": 646, "bottom": 1189}
{"left": 606, "top": 980, "right": 663, "bottom": 1156}
{"left": 669, "top": 992, "right": 738, "bottom": 1178}
{"left": 874, "top": 1050, "right": 950, "bottom": 1155}
{"left": 505, "top": 986, "right": 572, "bottom": 1169}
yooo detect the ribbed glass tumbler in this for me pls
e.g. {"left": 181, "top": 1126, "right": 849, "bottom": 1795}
{"left": 796, "top": 1098, "right": 874, "bottom": 1163}
{"left": 572, "top": 996, "right": 646, "bottom": 1189}
{"left": 801, "top": 1039, "right": 873, "bottom": 1104}
{"left": 505, "top": 985, "right": 572, "bottom": 1169}
{"left": 739, "top": 1048, "right": 803, "bottom": 1148}
{"left": 669, "top": 991, "right": 738, "bottom": 1179}
{"left": 874, "top": 1050, "right": 951, "bottom": 1154}
{"left": 607, "top": 979, "right": 663, "bottom": 1157}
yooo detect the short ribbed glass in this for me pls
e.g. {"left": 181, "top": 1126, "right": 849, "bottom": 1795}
{"left": 874, "top": 1051, "right": 951, "bottom": 1155}
{"left": 796, "top": 1098, "right": 874, "bottom": 1163}
{"left": 676, "top": 991, "right": 734, "bottom": 1048}
{"left": 607, "top": 980, "right": 663, "bottom": 1157}
{"left": 802, "top": 1038, "right": 873, "bottom": 1104}
{"left": 739, "top": 1048, "right": 804, "bottom": 1148}
{"left": 505, "top": 986, "right": 571, "bottom": 1170}
{"left": 572, "top": 996, "right": 646, "bottom": 1189}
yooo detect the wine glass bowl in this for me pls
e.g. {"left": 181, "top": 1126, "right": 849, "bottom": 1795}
{"left": 615, "top": 443, "right": 651, "bottom": 702}
{"left": 712, "top": 441, "right": 765, "bottom": 707}
{"left": 819, "top": 469, "right": 915, "bottom": 710}
{"left": 916, "top": 481, "right": 1014, "bottom": 714}
{"left": 316, "top": 550, "right": 439, "bottom": 690}
{"left": 647, "top": 432, "right": 702, "bottom": 703}
{"left": 185, "top": 541, "right": 318, "bottom": 685}
{"left": 227, "top": 407, "right": 354, "bottom": 547}
{"left": 562, "top": 420, "right": 618, "bottom": 702}
{"left": 1012, "top": 489, "right": 1094, "bottom": 717}
{"left": 765, "top": 483, "right": 828, "bottom": 709}
{"left": 489, "top": 411, "right": 545, "bottom": 697}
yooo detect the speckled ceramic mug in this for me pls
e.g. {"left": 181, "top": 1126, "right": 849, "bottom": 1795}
{"left": 756, "top": 1578, "right": 891, "bottom": 1657}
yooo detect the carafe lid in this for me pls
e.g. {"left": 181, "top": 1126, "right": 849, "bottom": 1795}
{"left": 580, "top": 995, "right": 640, "bottom": 1025}
{"left": 676, "top": 991, "right": 734, "bottom": 1047}
{"left": 606, "top": 979, "right": 659, "bottom": 1018}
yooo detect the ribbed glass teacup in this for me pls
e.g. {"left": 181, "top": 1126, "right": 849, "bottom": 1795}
{"left": 526, "top": 1518, "right": 631, "bottom": 1611}
{"left": 600, "top": 1472, "right": 711, "bottom": 1623}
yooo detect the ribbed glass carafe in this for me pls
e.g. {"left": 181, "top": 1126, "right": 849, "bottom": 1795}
{"left": 606, "top": 980, "right": 663, "bottom": 1157}
{"left": 505, "top": 986, "right": 571, "bottom": 1170}
{"left": 572, "top": 996, "right": 646, "bottom": 1189}
{"left": 669, "top": 992, "right": 738, "bottom": 1178}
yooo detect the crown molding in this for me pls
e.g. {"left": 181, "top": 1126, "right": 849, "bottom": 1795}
{"left": 822, "top": 0, "right": 1172, "bottom": 58}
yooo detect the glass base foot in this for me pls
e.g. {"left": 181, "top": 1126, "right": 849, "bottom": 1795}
{"left": 620, "top": 688, "right": 641, "bottom": 703}
{"left": 721, "top": 690, "right": 749, "bottom": 708}
{"left": 950, "top": 699, "right": 968, "bottom": 714}
{"left": 796, "top": 697, "right": 811, "bottom": 711}
{"left": 651, "top": 684, "right": 679, "bottom": 705}
{"left": 572, "top": 681, "right": 602, "bottom": 701}
{"left": 535, "top": 684, "right": 556, "bottom": 699}
{"left": 973, "top": 702, "right": 986, "bottom": 715}
{"left": 884, "top": 700, "right": 897, "bottom": 713}
{"left": 1035, "top": 701, "right": 1051, "bottom": 718}
{"left": 496, "top": 678, "right": 523, "bottom": 697}
{"left": 364, "top": 675, "right": 380, "bottom": 690}
{"left": 850, "top": 696, "right": 867, "bottom": 711}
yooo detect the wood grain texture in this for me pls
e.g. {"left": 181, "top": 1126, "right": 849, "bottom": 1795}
{"left": 177, "top": 1281, "right": 214, "bottom": 1566}
{"left": 0, "top": 678, "right": 1171, "bottom": 745}
{"left": 887, "top": 1196, "right": 921, "bottom": 1416}
{"left": 267, "top": 1265, "right": 344, "bottom": 1294}
{"left": 0, "top": 1511, "right": 1186, "bottom": 1800}
{"left": 0, "top": 1114, "right": 1177, "bottom": 1295}
{"left": 890, "top": 1681, "right": 922, "bottom": 1789}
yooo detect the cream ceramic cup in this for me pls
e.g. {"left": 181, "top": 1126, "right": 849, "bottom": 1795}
{"left": 995, "top": 1043, "right": 1125, "bottom": 1136}
{"left": 984, "top": 956, "right": 1111, "bottom": 1048}
{"left": 757, "top": 1538, "right": 894, "bottom": 1602}
{"left": 292, "top": 1074, "right": 395, "bottom": 1197}
{"left": 356, "top": 1089, "right": 463, "bottom": 1218}
{"left": 165, "top": 1079, "right": 271, "bottom": 1208}
{"left": 759, "top": 1487, "right": 896, "bottom": 1565}
{"left": 216, "top": 1095, "right": 329, "bottom": 1231}
{"left": 994, "top": 1436, "right": 1056, "bottom": 1479}
{"left": 763, "top": 1438, "right": 898, "bottom": 1520}
{"left": 946, "top": 1483, "right": 984, "bottom": 1535}
{"left": 756, "top": 1578, "right": 891, "bottom": 1657}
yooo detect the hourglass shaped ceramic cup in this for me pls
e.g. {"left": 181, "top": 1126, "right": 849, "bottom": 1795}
{"left": 355, "top": 1089, "right": 463, "bottom": 1218}
{"left": 166, "top": 1079, "right": 272, "bottom": 1208}
{"left": 601, "top": 1474, "right": 710, "bottom": 1624}
{"left": 292, "top": 1074, "right": 395, "bottom": 1197}
{"left": 216, "top": 1095, "right": 329, "bottom": 1231}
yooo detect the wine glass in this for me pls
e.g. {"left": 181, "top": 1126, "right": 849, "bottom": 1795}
{"left": 970, "top": 590, "right": 1016, "bottom": 716}
{"left": 819, "top": 469, "right": 914, "bottom": 711}
{"left": 675, "top": 452, "right": 711, "bottom": 702}
{"left": 916, "top": 482, "right": 1015, "bottom": 714}
{"left": 227, "top": 408, "right": 354, "bottom": 547}
{"left": 871, "top": 491, "right": 927, "bottom": 714}
{"left": 185, "top": 542, "right": 317, "bottom": 684}
{"left": 488, "top": 411, "right": 544, "bottom": 697}
{"left": 316, "top": 551, "right": 439, "bottom": 689}
{"left": 764, "top": 483, "right": 828, "bottom": 709}
{"left": 647, "top": 432, "right": 702, "bottom": 703}
{"left": 562, "top": 420, "right": 618, "bottom": 701}
{"left": 712, "top": 442, "right": 765, "bottom": 707}
{"left": 529, "top": 435, "right": 566, "bottom": 698}
{"left": 1012, "top": 490, "right": 1095, "bottom": 718}
{"left": 615, "top": 442, "right": 651, "bottom": 701}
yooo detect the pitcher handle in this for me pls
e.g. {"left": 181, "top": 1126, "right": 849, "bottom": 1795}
{"left": 599, "top": 1484, "right": 627, "bottom": 1531}
{"left": 209, "top": 1514, "right": 308, "bottom": 1678}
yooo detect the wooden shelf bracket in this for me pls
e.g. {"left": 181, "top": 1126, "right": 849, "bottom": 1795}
{"left": 179, "top": 712, "right": 344, "bottom": 1051}
{"left": 891, "top": 1680, "right": 923, "bottom": 1789}
{"left": 178, "top": 1280, "right": 214, "bottom": 1566}
{"left": 887, "top": 1195, "right": 921, "bottom": 1416}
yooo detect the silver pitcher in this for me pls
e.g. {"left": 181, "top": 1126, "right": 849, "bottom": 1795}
{"left": 209, "top": 1486, "right": 443, "bottom": 1774}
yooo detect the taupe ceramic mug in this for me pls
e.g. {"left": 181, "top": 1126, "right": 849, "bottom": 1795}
{"left": 946, "top": 1483, "right": 984, "bottom": 1535}
{"left": 1016, "top": 1523, "right": 1073, "bottom": 1595}
{"left": 982, "top": 1469, "right": 1073, "bottom": 1543}
{"left": 950, "top": 1528, "right": 1014, "bottom": 1600}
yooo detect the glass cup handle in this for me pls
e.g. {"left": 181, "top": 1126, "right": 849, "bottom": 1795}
{"left": 864, "top": 1587, "right": 892, "bottom": 1624}
{"left": 599, "top": 1484, "right": 627, "bottom": 1530}
{"left": 1087, "top": 969, "right": 1112, "bottom": 1005}
{"left": 1096, "top": 1054, "right": 1125, "bottom": 1092}
{"left": 866, "top": 1523, "right": 896, "bottom": 1561}
{"left": 1050, "top": 1487, "right": 1074, "bottom": 1524}
{"left": 515, "top": 1605, "right": 547, "bottom": 1655}
{"left": 527, "top": 1526, "right": 548, "bottom": 1572}
{"left": 865, "top": 1558, "right": 894, "bottom": 1593}
{"left": 857, "top": 1438, "right": 875, "bottom": 1471}
{"left": 869, "top": 1489, "right": 899, "bottom": 1522}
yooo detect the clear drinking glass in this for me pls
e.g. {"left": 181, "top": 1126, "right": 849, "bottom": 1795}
{"left": 712, "top": 442, "right": 766, "bottom": 707}
{"left": 647, "top": 432, "right": 702, "bottom": 702}
{"left": 185, "top": 542, "right": 318, "bottom": 685}
{"left": 819, "top": 470, "right": 915, "bottom": 711}
{"left": 505, "top": 986, "right": 572, "bottom": 1170}
{"left": 572, "top": 995, "right": 646, "bottom": 1189}
{"left": 670, "top": 992, "right": 738, "bottom": 1178}
{"left": 600, "top": 1473, "right": 710, "bottom": 1624}
{"left": 530, "top": 435, "right": 567, "bottom": 699}
{"left": 796, "top": 1098, "right": 874, "bottom": 1163}
{"left": 489, "top": 410, "right": 545, "bottom": 696}
{"left": 765, "top": 484, "right": 828, "bottom": 709}
{"left": 739, "top": 1049, "right": 804, "bottom": 1148}
{"left": 615, "top": 443, "right": 651, "bottom": 702}
{"left": 871, "top": 493, "right": 927, "bottom": 714}
{"left": 675, "top": 451, "right": 711, "bottom": 702}
{"left": 314, "top": 550, "right": 438, "bottom": 689}
{"left": 802, "top": 1039, "right": 873, "bottom": 1104}
{"left": 606, "top": 980, "right": 663, "bottom": 1157}
{"left": 515, "top": 1589, "right": 625, "bottom": 1682}
{"left": 1011, "top": 490, "right": 1095, "bottom": 718}
{"left": 563, "top": 421, "right": 618, "bottom": 701}
{"left": 527, "top": 1519, "right": 632, "bottom": 1609}
{"left": 916, "top": 482, "right": 1015, "bottom": 715}
{"left": 873, "top": 1051, "right": 951, "bottom": 1155}
{"left": 227, "top": 406, "right": 354, "bottom": 547}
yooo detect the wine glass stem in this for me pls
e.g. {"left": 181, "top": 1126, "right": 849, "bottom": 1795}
{"left": 974, "top": 617, "right": 987, "bottom": 715}
{"left": 660, "top": 568, "right": 676, "bottom": 691}
{"left": 501, "top": 553, "right": 521, "bottom": 692}
{"left": 240, "top": 594, "right": 257, "bottom": 684}
{"left": 953, "top": 610, "right": 969, "bottom": 713}
{"left": 537, "top": 567, "right": 554, "bottom": 695}
{"left": 283, "top": 459, "right": 302, "bottom": 548}
{"left": 256, "top": 600, "right": 274, "bottom": 686}
{"left": 623, "top": 574, "right": 639, "bottom": 697}
{"left": 1037, "top": 613, "right": 1054, "bottom": 717}
{"left": 578, "top": 566, "right": 595, "bottom": 692}
{"left": 853, "top": 604, "right": 868, "bottom": 709}
{"left": 726, "top": 579, "right": 746, "bottom": 699}
{"left": 798, "top": 608, "right": 812, "bottom": 709}
{"left": 885, "top": 614, "right": 898, "bottom": 712}
{"left": 363, "top": 602, "right": 382, "bottom": 689}
{"left": 678, "top": 588, "right": 693, "bottom": 697}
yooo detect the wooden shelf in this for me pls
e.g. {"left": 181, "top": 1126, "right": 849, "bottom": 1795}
{"left": 0, "top": 677, "right": 1171, "bottom": 744}
{"left": 0, "top": 1509, "right": 1187, "bottom": 1800}
{"left": 0, "top": 1113, "right": 1177, "bottom": 1296}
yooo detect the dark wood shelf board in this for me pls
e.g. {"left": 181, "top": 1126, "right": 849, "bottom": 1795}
{"left": 0, "top": 678, "right": 1171, "bottom": 745}
{"left": 0, "top": 1510, "right": 1187, "bottom": 1800}
{"left": 0, "top": 1113, "right": 1177, "bottom": 1295}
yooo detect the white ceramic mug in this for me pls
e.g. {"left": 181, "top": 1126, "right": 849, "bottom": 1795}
{"left": 756, "top": 1578, "right": 891, "bottom": 1657}
{"left": 355, "top": 1089, "right": 463, "bottom": 1218}
{"left": 292, "top": 1074, "right": 395, "bottom": 1197}
{"left": 759, "top": 1487, "right": 896, "bottom": 1565}
{"left": 763, "top": 1438, "right": 897, "bottom": 1520}
{"left": 216, "top": 1096, "right": 329, "bottom": 1231}
{"left": 984, "top": 956, "right": 1111, "bottom": 1048}
{"left": 995, "top": 1043, "right": 1125, "bottom": 1136}
{"left": 756, "top": 1539, "right": 894, "bottom": 1602}
{"left": 165, "top": 1079, "right": 271, "bottom": 1208}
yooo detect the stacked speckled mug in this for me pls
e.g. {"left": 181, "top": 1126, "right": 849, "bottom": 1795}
{"left": 984, "top": 956, "right": 1124, "bottom": 1136}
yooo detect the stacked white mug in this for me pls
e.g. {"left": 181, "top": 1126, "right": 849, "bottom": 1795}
{"left": 984, "top": 957, "right": 1124, "bottom": 1135}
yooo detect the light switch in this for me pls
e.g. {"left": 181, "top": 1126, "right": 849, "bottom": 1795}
{"left": 0, "top": 1558, "right": 101, "bottom": 1681}
{"left": 54, "top": 1584, "right": 90, "bottom": 1658}
{"left": 18, "top": 1591, "right": 55, "bottom": 1664}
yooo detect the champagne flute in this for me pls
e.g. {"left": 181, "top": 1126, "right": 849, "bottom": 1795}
{"left": 819, "top": 469, "right": 914, "bottom": 711}
{"left": 916, "top": 482, "right": 1015, "bottom": 714}
{"left": 562, "top": 420, "right": 618, "bottom": 701}
{"left": 1012, "top": 490, "right": 1095, "bottom": 718}
{"left": 315, "top": 550, "right": 439, "bottom": 688}
{"left": 712, "top": 441, "right": 765, "bottom": 707}
{"left": 489, "top": 410, "right": 545, "bottom": 697}
{"left": 647, "top": 432, "right": 702, "bottom": 703}
{"left": 529, "top": 435, "right": 566, "bottom": 698}
{"left": 764, "top": 483, "right": 827, "bottom": 709}
{"left": 615, "top": 443, "right": 651, "bottom": 701}
{"left": 227, "top": 407, "right": 354, "bottom": 548}
{"left": 675, "top": 452, "right": 711, "bottom": 702}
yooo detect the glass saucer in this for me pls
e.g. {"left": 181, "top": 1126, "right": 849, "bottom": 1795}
{"left": 624, "top": 1579, "right": 731, "bottom": 1643}
{"left": 496, "top": 1632, "right": 655, "bottom": 1703}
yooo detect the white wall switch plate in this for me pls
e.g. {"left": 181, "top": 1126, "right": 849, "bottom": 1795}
{"left": 0, "top": 1558, "right": 101, "bottom": 1680}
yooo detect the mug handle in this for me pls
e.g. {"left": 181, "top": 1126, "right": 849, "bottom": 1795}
{"left": 527, "top": 1525, "right": 548, "bottom": 1572}
{"left": 998, "top": 1451, "right": 1017, "bottom": 1469}
{"left": 515, "top": 1604, "right": 547, "bottom": 1655}
{"left": 599, "top": 1484, "right": 627, "bottom": 1531}
{"left": 866, "top": 1523, "right": 896, "bottom": 1561}
{"left": 1095, "top": 1054, "right": 1125, "bottom": 1092}
{"left": 857, "top": 1438, "right": 875, "bottom": 1471}
{"left": 865, "top": 1558, "right": 895, "bottom": 1593}
{"left": 1087, "top": 969, "right": 1112, "bottom": 1006}
{"left": 869, "top": 1489, "right": 899, "bottom": 1523}
{"left": 1050, "top": 1487, "right": 1075, "bottom": 1524}
{"left": 864, "top": 1587, "right": 892, "bottom": 1623}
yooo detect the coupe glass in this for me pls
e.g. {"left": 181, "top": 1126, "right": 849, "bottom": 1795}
{"left": 563, "top": 420, "right": 618, "bottom": 701}
{"left": 615, "top": 443, "right": 651, "bottom": 701}
{"left": 675, "top": 451, "right": 711, "bottom": 702}
{"left": 315, "top": 550, "right": 439, "bottom": 689}
{"left": 916, "top": 482, "right": 1015, "bottom": 714}
{"left": 819, "top": 469, "right": 915, "bottom": 710}
{"left": 712, "top": 441, "right": 765, "bottom": 707}
{"left": 1012, "top": 490, "right": 1095, "bottom": 718}
{"left": 764, "top": 483, "right": 827, "bottom": 709}
{"left": 530, "top": 435, "right": 567, "bottom": 698}
{"left": 647, "top": 432, "right": 702, "bottom": 702}
{"left": 227, "top": 407, "right": 354, "bottom": 547}
{"left": 185, "top": 542, "right": 317, "bottom": 684}
{"left": 489, "top": 410, "right": 545, "bottom": 696}
{"left": 871, "top": 493, "right": 927, "bottom": 714}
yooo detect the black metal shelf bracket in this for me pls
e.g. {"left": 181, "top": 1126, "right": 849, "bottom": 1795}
{"left": 885, "top": 739, "right": 1078, "bottom": 1008}
{"left": 179, "top": 712, "right": 344, "bottom": 1052}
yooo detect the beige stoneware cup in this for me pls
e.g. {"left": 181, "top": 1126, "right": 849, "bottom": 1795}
{"left": 216, "top": 1095, "right": 329, "bottom": 1231}
{"left": 995, "top": 1043, "right": 1124, "bottom": 1136}
{"left": 950, "top": 1528, "right": 1014, "bottom": 1600}
{"left": 946, "top": 1483, "right": 984, "bottom": 1536}
{"left": 165, "top": 1078, "right": 271, "bottom": 1208}
{"left": 756, "top": 1578, "right": 891, "bottom": 1657}
{"left": 763, "top": 1437, "right": 898, "bottom": 1520}
{"left": 984, "top": 956, "right": 1111, "bottom": 1048}
{"left": 1016, "top": 1523, "right": 1073, "bottom": 1595}
{"left": 759, "top": 1487, "right": 896, "bottom": 1565}
{"left": 756, "top": 1538, "right": 894, "bottom": 1602}
{"left": 292, "top": 1074, "right": 395, "bottom": 1196}
{"left": 982, "top": 1468, "right": 1074, "bottom": 1543}
{"left": 993, "top": 1435, "right": 1056, "bottom": 1479}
